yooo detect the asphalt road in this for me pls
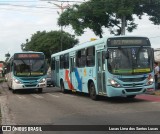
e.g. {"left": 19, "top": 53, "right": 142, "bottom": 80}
{"left": 1, "top": 82, "right": 160, "bottom": 134}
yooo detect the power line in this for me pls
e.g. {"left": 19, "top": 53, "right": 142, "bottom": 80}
{"left": 0, "top": 0, "right": 85, "bottom": 2}
{"left": 0, "top": 7, "right": 59, "bottom": 14}
{"left": 0, "top": 2, "right": 75, "bottom": 14}
{"left": 0, "top": 3, "right": 63, "bottom": 9}
{"left": 40, "top": 0, "right": 85, "bottom": 3}
{"left": 0, "top": 1, "right": 81, "bottom": 9}
{"left": 0, "top": 0, "right": 38, "bottom": 1}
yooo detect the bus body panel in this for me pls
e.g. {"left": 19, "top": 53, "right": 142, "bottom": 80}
{"left": 10, "top": 76, "right": 46, "bottom": 90}
{"left": 51, "top": 36, "right": 154, "bottom": 98}
{"left": 105, "top": 73, "right": 154, "bottom": 97}
{"left": 6, "top": 52, "right": 47, "bottom": 91}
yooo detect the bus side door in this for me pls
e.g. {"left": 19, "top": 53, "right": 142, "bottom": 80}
{"left": 97, "top": 51, "right": 106, "bottom": 95}
{"left": 69, "top": 57, "right": 75, "bottom": 90}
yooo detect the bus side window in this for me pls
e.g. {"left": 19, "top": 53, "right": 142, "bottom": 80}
{"left": 60, "top": 55, "right": 64, "bottom": 69}
{"left": 81, "top": 49, "right": 86, "bottom": 67}
{"left": 76, "top": 51, "right": 81, "bottom": 67}
{"left": 76, "top": 49, "right": 86, "bottom": 67}
{"left": 86, "top": 46, "right": 95, "bottom": 67}
{"left": 64, "top": 53, "right": 69, "bottom": 69}
{"left": 51, "top": 58, "right": 55, "bottom": 70}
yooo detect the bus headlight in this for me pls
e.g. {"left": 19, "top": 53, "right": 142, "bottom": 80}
{"left": 108, "top": 79, "right": 121, "bottom": 88}
{"left": 146, "top": 75, "right": 154, "bottom": 85}
{"left": 13, "top": 78, "right": 21, "bottom": 84}
{"left": 39, "top": 78, "right": 46, "bottom": 83}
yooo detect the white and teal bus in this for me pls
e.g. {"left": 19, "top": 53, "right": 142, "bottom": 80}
{"left": 6, "top": 52, "right": 47, "bottom": 93}
{"left": 51, "top": 36, "right": 154, "bottom": 100}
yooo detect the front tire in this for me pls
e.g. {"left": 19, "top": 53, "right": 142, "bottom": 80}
{"left": 8, "top": 83, "right": 12, "bottom": 90}
{"left": 38, "top": 88, "right": 42, "bottom": 93}
{"left": 89, "top": 82, "right": 98, "bottom": 100}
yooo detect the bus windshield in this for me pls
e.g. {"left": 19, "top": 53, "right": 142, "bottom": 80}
{"left": 107, "top": 47, "right": 153, "bottom": 75}
{"left": 13, "top": 59, "right": 45, "bottom": 76}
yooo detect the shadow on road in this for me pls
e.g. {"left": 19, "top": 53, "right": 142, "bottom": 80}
{"left": 5, "top": 85, "right": 147, "bottom": 104}
{"left": 59, "top": 91, "right": 146, "bottom": 104}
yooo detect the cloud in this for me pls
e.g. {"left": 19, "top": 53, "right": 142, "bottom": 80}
{"left": 0, "top": 1, "right": 60, "bottom": 60}
{"left": 0, "top": 0, "right": 159, "bottom": 61}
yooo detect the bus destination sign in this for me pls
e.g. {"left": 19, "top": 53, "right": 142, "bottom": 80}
{"left": 107, "top": 37, "right": 150, "bottom": 46}
{"left": 14, "top": 53, "right": 44, "bottom": 59}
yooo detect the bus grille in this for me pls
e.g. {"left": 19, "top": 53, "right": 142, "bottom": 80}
{"left": 25, "top": 84, "right": 37, "bottom": 87}
{"left": 119, "top": 77, "right": 146, "bottom": 82}
{"left": 123, "top": 83, "right": 143, "bottom": 87}
{"left": 125, "top": 88, "right": 142, "bottom": 92}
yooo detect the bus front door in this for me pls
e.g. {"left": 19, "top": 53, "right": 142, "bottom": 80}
{"left": 55, "top": 60, "right": 59, "bottom": 87}
{"left": 97, "top": 51, "right": 106, "bottom": 95}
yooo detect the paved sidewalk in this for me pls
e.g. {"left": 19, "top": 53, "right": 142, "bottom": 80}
{"left": 136, "top": 94, "right": 160, "bottom": 102}
{"left": 136, "top": 90, "right": 160, "bottom": 102}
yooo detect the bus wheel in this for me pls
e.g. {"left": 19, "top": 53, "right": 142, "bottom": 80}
{"left": 127, "top": 95, "right": 136, "bottom": 98}
{"left": 8, "top": 86, "right": 12, "bottom": 90}
{"left": 9, "top": 83, "right": 12, "bottom": 90}
{"left": 38, "top": 88, "right": 42, "bottom": 93}
{"left": 89, "top": 82, "right": 98, "bottom": 100}
{"left": 60, "top": 81, "right": 66, "bottom": 93}
{"left": 12, "top": 90, "right": 16, "bottom": 94}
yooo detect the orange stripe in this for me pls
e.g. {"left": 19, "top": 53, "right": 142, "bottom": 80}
{"left": 65, "top": 70, "right": 74, "bottom": 90}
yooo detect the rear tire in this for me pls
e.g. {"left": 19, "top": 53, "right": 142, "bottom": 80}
{"left": 8, "top": 86, "right": 12, "bottom": 90}
{"left": 60, "top": 80, "right": 66, "bottom": 93}
{"left": 12, "top": 89, "right": 16, "bottom": 94}
{"left": 89, "top": 82, "right": 98, "bottom": 100}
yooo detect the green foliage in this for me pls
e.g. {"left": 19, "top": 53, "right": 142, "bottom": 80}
{"left": 58, "top": 0, "right": 160, "bottom": 37}
{"left": 142, "top": 0, "right": 160, "bottom": 25}
{"left": 21, "top": 30, "right": 79, "bottom": 62}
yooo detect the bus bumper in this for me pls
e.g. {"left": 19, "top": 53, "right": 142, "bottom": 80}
{"left": 107, "top": 85, "right": 154, "bottom": 97}
{"left": 12, "top": 82, "right": 46, "bottom": 90}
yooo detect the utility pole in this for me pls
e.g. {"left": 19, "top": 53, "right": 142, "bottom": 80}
{"left": 121, "top": 16, "right": 126, "bottom": 35}
{"left": 121, "top": 0, "right": 126, "bottom": 35}
{"left": 48, "top": 1, "right": 70, "bottom": 51}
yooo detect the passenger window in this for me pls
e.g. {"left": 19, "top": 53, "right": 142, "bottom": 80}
{"left": 86, "top": 47, "right": 95, "bottom": 67}
{"left": 76, "top": 49, "right": 86, "bottom": 67}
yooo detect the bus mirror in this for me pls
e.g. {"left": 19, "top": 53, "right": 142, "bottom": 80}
{"left": 105, "top": 51, "right": 109, "bottom": 59}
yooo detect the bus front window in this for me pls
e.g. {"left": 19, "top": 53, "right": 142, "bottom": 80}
{"left": 108, "top": 47, "right": 152, "bottom": 75}
{"left": 14, "top": 59, "right": 45, "bottom": 76}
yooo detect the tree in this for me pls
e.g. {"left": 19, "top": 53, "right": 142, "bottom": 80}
{"left": 21, "top": 30, "right": 78, "bottom": 62}
{"left": 58, "top": 0, "right": 160, "bottom": 37}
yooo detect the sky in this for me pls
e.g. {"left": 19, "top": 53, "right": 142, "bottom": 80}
{"left": 0, "top": 0, "right": 160, "bottom": 61}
